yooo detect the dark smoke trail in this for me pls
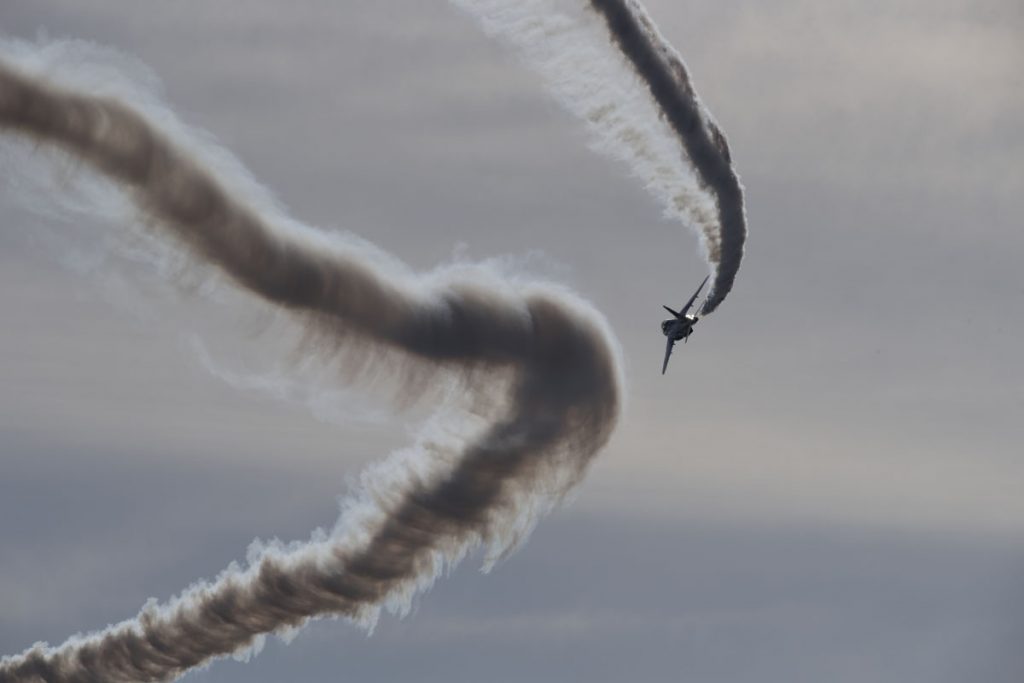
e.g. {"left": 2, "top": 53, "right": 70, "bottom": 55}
{"left": 453, "top": 0, "right": 746, "bottom": 315}
{"left": 587, "top": 0, "right": 746, "bottom": 314}
{"left": 0, "top": 55, "right": 620, "bottom": 683}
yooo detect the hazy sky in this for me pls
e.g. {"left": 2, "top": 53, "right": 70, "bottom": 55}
{"left": 1, "top": 1, "right": 1022, "bottom": 681}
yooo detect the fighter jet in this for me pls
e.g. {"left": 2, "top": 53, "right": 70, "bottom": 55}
{"left": 660, "top": 275, "right": 709, "bottom": 374}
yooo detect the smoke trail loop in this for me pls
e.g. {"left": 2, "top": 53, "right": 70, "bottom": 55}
{"left": 0, "top": 42, "right": 621, "bottom": 683}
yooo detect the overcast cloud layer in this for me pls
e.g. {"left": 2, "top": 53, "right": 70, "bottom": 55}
{"left": 1, "top": 1, "right": 1021, "bottom": 681}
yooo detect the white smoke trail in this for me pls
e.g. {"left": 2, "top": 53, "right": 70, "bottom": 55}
{"left": 0, "top": 36, "right": 622, "bottom": 682}
{"left": 452, "top": 0, "right": 746, "bottom": 314}
{"left": 450, "top": 0, "right": 720, "bottom": 261}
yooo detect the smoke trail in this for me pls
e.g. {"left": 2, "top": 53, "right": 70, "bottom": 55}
{"left": 0, "top": 49, "right": 621, "bottom": 683}
{"left": 588, "top": 0, "right": 746, "bottom": 314}
{"left": 452, "top": 0, "right": 746, "bottom": 314}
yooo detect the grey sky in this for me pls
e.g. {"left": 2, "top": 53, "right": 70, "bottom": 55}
{"left": 1, "top": 1, "right": 1022, "bottom": 681}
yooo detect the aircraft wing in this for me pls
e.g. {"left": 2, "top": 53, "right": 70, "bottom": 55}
{"left": 678, "top": 275, "right": 710, "bottom": 317}
{"left": 661, "top": 336, "right": 676, "bottom": 375}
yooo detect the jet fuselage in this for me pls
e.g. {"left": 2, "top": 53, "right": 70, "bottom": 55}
{"left": 659, "top": 274, "right": 708, "bottom": 374}
{"left": 661, "top": 315, "right": 698, "bottom": 342}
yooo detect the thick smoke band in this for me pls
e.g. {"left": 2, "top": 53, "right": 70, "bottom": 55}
{"left": 454, "top": 0, "right": 746, "bottom": 314}
{"left": 0, "top": 55, "right": 620, "bottom": 683}
{"left": 587, "top": 0, "right": 746, "bottom": 314}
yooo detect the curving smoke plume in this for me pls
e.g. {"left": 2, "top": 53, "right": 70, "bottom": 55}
{"left": 0, "top": 49, "right": 621, "bottom": 683}
{"left": 453, "top": 0, "right": 746, "bottom": 314}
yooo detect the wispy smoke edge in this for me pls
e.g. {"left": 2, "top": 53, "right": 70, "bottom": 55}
{"left": 452, "top": 0, "right": 746, "bottom": 314}
{"left": 0, "top": 37, "right": 622, "bottom": 683}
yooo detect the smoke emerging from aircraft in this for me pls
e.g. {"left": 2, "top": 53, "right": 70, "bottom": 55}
{"left": 452, "top": 0, "right": 746, "bottom": 314}
{"left": 0, "top": 0, "right": 742, "bottom": 677}
{"left": 0, "top": 44, "right": 621, "bottom": 682}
